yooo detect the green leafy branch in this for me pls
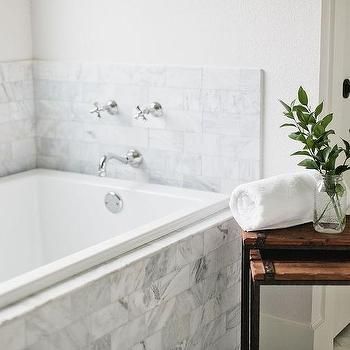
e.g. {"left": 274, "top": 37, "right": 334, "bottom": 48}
{"left": 280, "top": 86, "right": 350, "bottom": 176}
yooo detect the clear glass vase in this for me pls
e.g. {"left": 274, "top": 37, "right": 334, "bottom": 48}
{"left": 313, "top": 174, "right": 347, "bottom": 234}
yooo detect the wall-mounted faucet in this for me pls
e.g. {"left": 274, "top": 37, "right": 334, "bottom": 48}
{"left": 134, "top": 102, "right": 163, "bottom": 121}
{"left": 98, "top": 149, "right": 143, "bottom": 177}
{"left": 90, "top": 100, "right": 119, "bottom": 118}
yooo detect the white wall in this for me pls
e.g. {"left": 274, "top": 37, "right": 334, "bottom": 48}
{"left": 0, "top": 0, "right": 32, "bottom": 61}
{"left": 31, "top": 0, "right": 322, "bottom": 178}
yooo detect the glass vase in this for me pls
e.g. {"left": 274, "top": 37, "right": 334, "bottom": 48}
{"left": 313, "top": 174, "right": 347, "bottom": 234}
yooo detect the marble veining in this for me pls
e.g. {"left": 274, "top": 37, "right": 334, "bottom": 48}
{"left": 0, "top": 61, "right": 35, "bottom": 176}
{"left": 0, "top": 219, "right": 241, "bottom": 350}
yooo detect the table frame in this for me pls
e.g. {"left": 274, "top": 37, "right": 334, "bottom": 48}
{"left": 241, "top": 241, "right": 350, "bottom": 350}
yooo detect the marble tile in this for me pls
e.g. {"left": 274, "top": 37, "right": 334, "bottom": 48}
{"left": 212, "top": 327, "right": 240, "bottom": 350}
{"left": 182, "top": 175, "right": 221, "bottom": 193}
{"left": 2, "top": 61, "right": 32, "bottom": 82}
{"left": 31, "top": 61, "right": 261, "bottom": 194}
{"left": 161, "top": 313, "right": 190, "bottom": 349}
{"left": 131, "top": 331, "right": 162, "bottom": 350}
{"left": 148, "top": 87, "right": 184, "bottom": 110}
{"left": 202, "top": 68, "right": 241, "bottom": 90}
{"left": 202, "top": 155, "right": 240, "bottom": 179}
{"left": 88, "top": 334, "right": 111, "bottom": 350}
{"left": 177, "top": 234, "right": 204, "bottom": 267}
{"left": 111, "top": 314, "right": 148, "bottom": 350}
{"left": 226, "top": 304, "right": 240, "bottom": 331}
{"left": 132, "top": 65, "right": 167, "bottom": 87}
{"left": 88, "top": 300, "right": 128, "bottom": 341}
{"left": 110, "top": 260, "right": 147, "bottom": 301}
{"left": 129, "top": 266, "right": 189, "bottom": 319}
{"left": 50, "top": 318, "right": 90, "bottom": 350}
{"left": 0, "top": 319, "right": 25, "bottom": 350}
{"left": 202, "top": 111, "right": 241, "bottom": 137}
{"left": 189, "top": 252, "right": 217, "bottom": 285}
{"left": 183, "top": 89, "right": 203, "bottom": 112}
{"left": 71, "top": 276, "right": 111, "bottom": 320}
{"left": 143, "top": 245, "right": 177, "bottom": 287}
{"left": 33, "top": 61, "right": 81, "bottom": 82}
{"left": 149, "top": 129, "right": 184, "bottom": 152}
{"left": 166, "top": 67, "right": 202, "bottom": 89}
{"left": 144, "top": 298, "right": 177, "bottom": 335}
{"left": 25, "top": 296, "right": 72, "bottom": 346}
{"left": 174, "top": 283, "right": 204, "bottom": 319}
{"left": 201, "top": 314, "right": 226, "bottom": 349}
{"left": 203, "top": 225, "right": 229, "bottom": 255}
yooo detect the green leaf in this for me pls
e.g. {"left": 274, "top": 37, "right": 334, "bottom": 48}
{"left": 296, "top": 110, "right": 306, "bottom": 123}
{"left": 279, "top": 99, "right": 291, "bottom": 112}
{"left": 308, "top": 115, "right": 316, "bottom": 124}
{"left": 306, "top": 135, "right": 314, "bottom": 148}
{"left": 341, "top": 138, "right": 350, "bottom": 152}
{"left": 297, "top": 122, "right": 309, "bottom": 131}
{"left": 298, "top": 86, "right": 308, "bottom": 106}
{"left": 315, "top": 101, "right": 323, "bottom": 117}
{"left": 290, "top": 151, "right": 311, "bottom": 156}
{"left": 298, "top": 159, "right": 318, "bottom": 169}
{"left": 335, "top": 165, "right": 349, "bottom": 175}
{"left": 289, "top": 132, "right": 306, "bottom": 142}
{"left": 313, "top": 123, "right": 325, "bottom": 138}
{"left": 283, "top": 111, "right": 294, "bottom": 119}
{"left": 316, "top": 129, "right": 335, "bottom": 143}
{"left": 280, "top": 123, "right": 295, "bottom": 128}
{"left": 335, "top": 183, "right": 345, "bottom": 196}
{"left": 321, "top": 113, "right": 333, "bottom": 128}
{"left": 322, "top": 147, "right": 332, "bottom": 162}
{"left": 293, "top": 105, "right": 309, "bottom": 113}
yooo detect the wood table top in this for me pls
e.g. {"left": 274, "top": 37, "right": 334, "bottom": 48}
{"left": 250, "top": 249, "right": 350, "bottom": 282}
{"left": 241, "top": 217, "right": 350, "bottom": 249}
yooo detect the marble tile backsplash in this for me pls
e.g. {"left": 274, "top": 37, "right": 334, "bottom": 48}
{"left": 0, "top": 61, "right": 36, "bottom": 176}
{"left": 0, "top": 218, "right": 241, "bottom": 350}
{"left": 34, "top": 61, "right": 262, "bottom": 193}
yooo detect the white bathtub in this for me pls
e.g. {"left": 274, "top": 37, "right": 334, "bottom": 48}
{"left": 0, "top": 169, "right": 228, "bottom": 309}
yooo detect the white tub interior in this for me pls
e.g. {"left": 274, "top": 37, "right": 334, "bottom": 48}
{"left": 0, "top": 169, "right": 228, "bottom": 287}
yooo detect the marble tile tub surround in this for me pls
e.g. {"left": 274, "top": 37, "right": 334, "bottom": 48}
{"left": 0, "top": 61, "right": 36, "bottom": 176}
{"left": 34, "top": 61, "right": 262, "bottom": 193}
{"left": 0, "top": 218, "right": 241, "bottom": 350}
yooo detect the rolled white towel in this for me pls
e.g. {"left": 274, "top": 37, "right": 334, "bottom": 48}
{"left": 230, "top": 172, "right": 316, "bottom": 231}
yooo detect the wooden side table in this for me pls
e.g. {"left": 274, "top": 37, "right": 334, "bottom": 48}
{"left": 241, "top": 219, "right": 350, "bottom": 350}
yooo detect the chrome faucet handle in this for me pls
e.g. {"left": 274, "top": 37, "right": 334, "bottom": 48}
{"left": 134, "top": 102, "right": 163, "bottom": 121}
{"left": 148, "top": 102, "right": 163, "bottom": 117}
{"left": 104, "top": 100, "right": 119, "bottom": 115}
{"left": 90, "top": 102, "right": 103, "bottom": 118}
{"left": 134, "top": 105, "right": 148, "bottom": 121}
{"left": 90, "top": 100, "right": 119, "bottom": 118}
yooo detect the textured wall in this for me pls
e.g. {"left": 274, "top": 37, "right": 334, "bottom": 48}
{"left": 0, "top": 61, "right": 36, "bottom": 176}
{"left": 0, "top": 218, "right": 241, "bottom": 350}
{"left": 34, "top": 61, "right": 261, "bottom": 193}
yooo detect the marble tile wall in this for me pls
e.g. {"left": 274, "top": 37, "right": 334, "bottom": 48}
{"left": 0, "top": 61, "right": 36, "bottom": 176}
{"left": 34, "top": 61, "right": 262, "bottom": 193}
{"left": 0, "top": 218, "right": 241, "bottom": 350}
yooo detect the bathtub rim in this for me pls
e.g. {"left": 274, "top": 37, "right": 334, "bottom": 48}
{"left": 0, "top": 169, "right": 229, "bottom": 311}
{"left": 0, "top": 208, "right": 234, "bottom": 325}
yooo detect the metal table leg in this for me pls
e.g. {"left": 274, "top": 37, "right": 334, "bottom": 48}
{"left": 241, "top": 244, "right": 250, "bottom": 350}
{"left": 250, "top": 278, "right": 260, "bottom": 350}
